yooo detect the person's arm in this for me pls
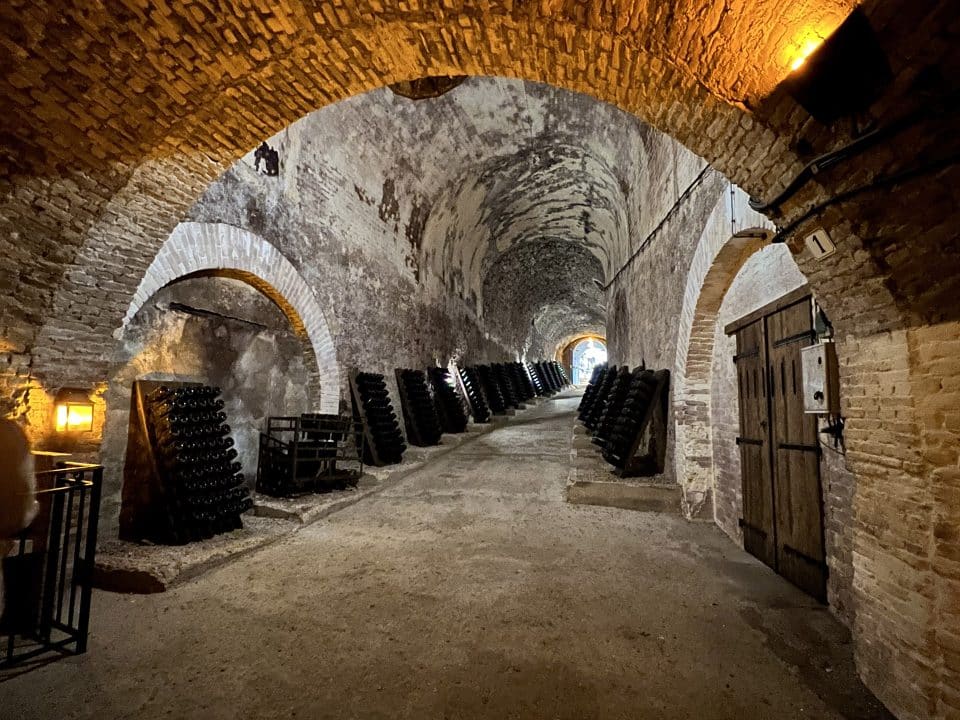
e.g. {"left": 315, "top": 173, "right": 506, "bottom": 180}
{"left": 0, "top": 420, "right": 38, "bottom": 539}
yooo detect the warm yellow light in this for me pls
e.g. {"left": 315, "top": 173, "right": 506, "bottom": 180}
{"left": 55, "top": 402, "right": 94, "bottom": 432}
{"left": 790, "top": 37, "right": 825, "bottom": 72}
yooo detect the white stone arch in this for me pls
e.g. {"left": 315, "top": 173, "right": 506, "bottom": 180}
{"left": 122, "top": 222, "right": 340, "bottom": 413}
{"left": 673, "top": 187, "right": 775, "bottom": 518}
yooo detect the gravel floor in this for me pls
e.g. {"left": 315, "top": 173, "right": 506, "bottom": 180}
{"left": 1, "top": 394, "right": 891, "bottom": 720}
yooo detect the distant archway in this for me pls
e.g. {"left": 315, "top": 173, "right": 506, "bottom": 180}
{"left": 557, "top": 333, "right": 607, "bottom": 384}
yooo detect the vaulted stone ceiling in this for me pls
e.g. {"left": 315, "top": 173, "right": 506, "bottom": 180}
{"left": 191, "top": 76, "right": 695, "bottom": 355}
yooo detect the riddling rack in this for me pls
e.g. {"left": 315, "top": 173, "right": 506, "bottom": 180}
{"left": 476, "top": 365, "right": 507, "bottom": 414}
{"left": 395, "top": 369, "right": 443, "bottom": 447}
{"left": 508, "top": 362, "right": 534, "bottom": 401}
{"left": 526, "top": 362, "right": 546, "bottom": 396}
{"left": 577, "top": 363, "right": 609, "bottom": 422}
{"left": 349, "top": 370, "right": 406, "bottom": 466}
{"left": 576, "top": 365, "right": 671, "bottom": 478}
{"left": 457, "top": 366, "right": 491, "bottom": 423}
{"left": 428, "top": 367, "right": 468, "bottom": 433}
{"left": 120, "top": 380, "right": 252, "bottom": 545}
{"left": 591, "top": 366, "right": 634, "bottom": 451}
{"left": 256, "top": 414, "right": 364, "bottom": 497}
{"left": 582, "top": 365, "right": 618, "bottom": 430}
{"left": 492, "top": 363, "right": 521, "bottom": 409}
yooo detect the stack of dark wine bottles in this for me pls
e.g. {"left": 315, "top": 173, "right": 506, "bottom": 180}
{"left": 427, "top": 367, "right": 468, "bottom": 433}
{"left": 146, "top": 384, "right": 251, "bottom": 544}
{"left": 582, "top": 365, "right": 618, "bottom": 430}
{"left": 543, "top": 360, "right": 568, "bottom": 390}
{"left": 577, "top": 363, "right": 609, "bottom": 422}
{"left": 458, "top": 367, "right": 491, "bottom": 423}
{"left": 476, "top": 365, "right": 507, "bottom": 414}
{"left": 526, "top": 362, "right": 546, "bottom": 396}
{"left": 352, "top": 372, "right": 406, "bottom": 465}
{"left": 602, "top": 369, "right": 670, "bottom": 472}
{"left": 491, "top": 363, "right": 521, "bottom": 409}
{"left": 395, "top": 369, "right": 443, "bottom": 446}
{"left": 510, "top": 362, "right": 536, "bottom": 401}
{"left": 591, "top": 366, "right": 633, "bottom": 451}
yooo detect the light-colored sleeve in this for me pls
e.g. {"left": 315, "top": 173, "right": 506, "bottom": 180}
{"left": 0, "top": 420, "right": 38, "bottom": 538}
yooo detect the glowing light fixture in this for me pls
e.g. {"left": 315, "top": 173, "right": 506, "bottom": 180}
{"left": 54, "top": 388, "right": 94, "bottom": 433}
{"left": 782, "top": 9, "right": 891, "bottom": 125}
{"left": 790, "top": 37, "right": 825, "bottom": 71}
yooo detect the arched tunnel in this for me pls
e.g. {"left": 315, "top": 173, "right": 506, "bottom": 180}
{"left": 1, "top": 2, "right": 958, "bottom": 718}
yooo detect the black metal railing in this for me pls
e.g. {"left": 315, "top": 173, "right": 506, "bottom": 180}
{"left": 2, "top": 463, "right": 103, "bottom": 666}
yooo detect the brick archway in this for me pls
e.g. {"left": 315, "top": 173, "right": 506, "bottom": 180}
{"left": 123, "top": 222, "right": 340, "bottom": 414}
{"left": 3, "top": 3, "right": 833, "bottom": 396}
{"left": 673, "top": 190, "right": 774, "bottom": 518}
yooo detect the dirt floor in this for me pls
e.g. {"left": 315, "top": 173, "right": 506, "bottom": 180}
{"left": 1, "top": 394, "right": 892, "bottom": 719}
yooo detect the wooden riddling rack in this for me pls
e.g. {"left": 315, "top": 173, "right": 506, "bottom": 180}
{"left": 476, "top": 365, "right": 508, "bottom": 414}
{"left": 491, "top": 363, "right": 522, "bottom": 409}
{"left": 453, "top": 360, "right": 569, "bottom": 421}
{"left": 456, "top": 366, "right": 491, "bottom": 423}
{"left": 395, "top": 369, "right": 443, "bottom": 447}
{"left": 349, "top": 370, "right": 406, "bottom": 466}
{"left": 120, "top": 380, "right": 252, "bottom": 545}
{"left": 427, "top": 367, "right": 469, "bottom": 434}
{"left": 577, "top": 365, "right": 670, "bottom": 477}
{"left": 256, "top": 414, "right": 364, "bottom": 497}
{"left": 524, "top": 362, "right": 546, "bottom": 396}
{"left": 577, "top": 363, "right": 609, "bottom": 421}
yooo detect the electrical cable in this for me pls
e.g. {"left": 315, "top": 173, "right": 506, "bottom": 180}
{"left": 770, "top": 151, "right": 960, "bottom": 244}
{"left": 750, "top": 89, "right": 960, "bottom": 214}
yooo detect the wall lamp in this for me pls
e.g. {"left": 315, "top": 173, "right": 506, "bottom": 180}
{"left": 782, "top": 9, "right": 891, "bottom": 125}
{"left": 54, "top": 388, "right": 94, "bottom": 433}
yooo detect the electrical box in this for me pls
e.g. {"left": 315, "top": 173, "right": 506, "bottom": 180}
{"left": 801, "top": 342, "right": 840, "bottom": 414}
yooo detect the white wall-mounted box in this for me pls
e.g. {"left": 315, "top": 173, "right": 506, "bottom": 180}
{"left": 801, "top": 342, "right": 840, "bottom": 414}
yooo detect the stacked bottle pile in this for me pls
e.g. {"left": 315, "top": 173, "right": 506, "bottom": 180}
{"left": 427, "top": 367, "right": 468, "bottom": 433}
{"left": 458, "top": 367, "right": 491, "bottom": 423}
{"left": 396, "top": 369, "right": 443, "bottom": 446}
{"left": 353, "top": 372, "right": 406, "bottom": 465}
{"left": 602, "top": 369, "right": 670, "bottom": 470}
{"left": 476, "top": 365, "right": 507, "bottom": 414}
{"left": 577, "top": 364, "right": 609, "bottom": 421}
{"left": 146, "top": 384, "right": 251, "bottom": 544}
{"left": 591, "top": 366, "right": 633, "bottom": 450}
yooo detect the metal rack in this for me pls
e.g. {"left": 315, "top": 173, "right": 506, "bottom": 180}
{"left": 256, "top": 414, "right": 365, "bottom": 497}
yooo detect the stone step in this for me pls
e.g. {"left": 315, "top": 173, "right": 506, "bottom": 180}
{"left": 566, "top": 480, "right": 682, "bottom": 514}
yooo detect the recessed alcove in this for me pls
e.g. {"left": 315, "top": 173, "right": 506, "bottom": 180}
{"left": 100, "top": 275, "right": 315, "bottom": 538}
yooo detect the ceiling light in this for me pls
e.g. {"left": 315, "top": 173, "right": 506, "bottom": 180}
{"left": 782, "top": 9, "right": 891, "bottom": 125}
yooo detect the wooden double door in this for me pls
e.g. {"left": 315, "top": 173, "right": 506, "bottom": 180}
{"left": 730, "top": 292, "right": 827, "bottom": 602}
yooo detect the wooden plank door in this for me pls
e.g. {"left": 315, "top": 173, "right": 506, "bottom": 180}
{"left": 734, "top": 319, "right": 776, "bottom": 568}
{"left": 766, "top": 300, "right": 827, "bottom": 601}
